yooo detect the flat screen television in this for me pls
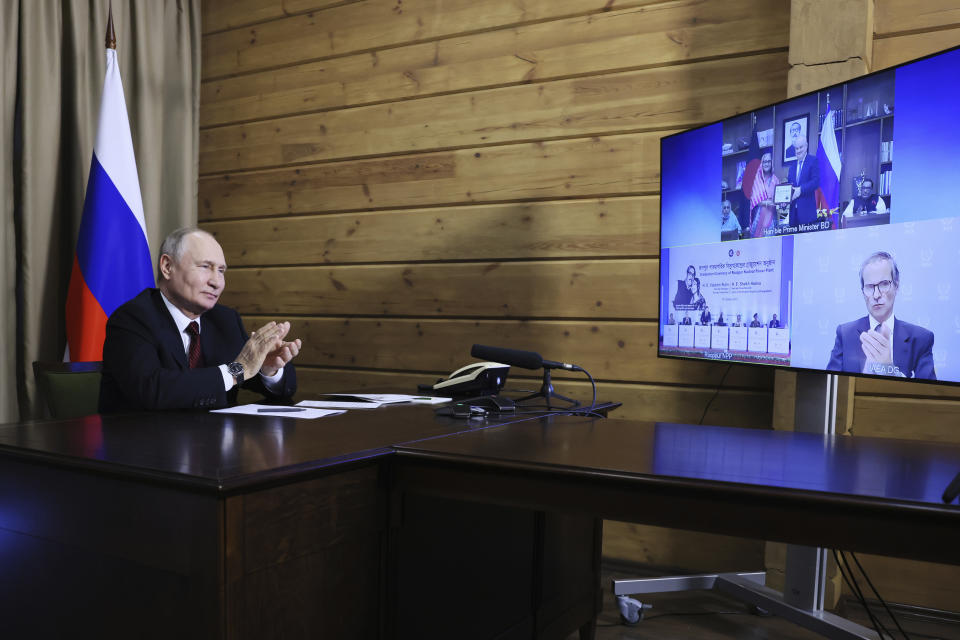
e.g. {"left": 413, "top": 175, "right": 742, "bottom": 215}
{"left": 659, "top": 45, "right": 960, "bottom": 384}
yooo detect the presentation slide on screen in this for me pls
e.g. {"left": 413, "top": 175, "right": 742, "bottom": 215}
{"left": 790, "top": 216, "right": 960, "bottom": 382}
{"left": 660, "top": 235, "right": 793, "bottom": 364}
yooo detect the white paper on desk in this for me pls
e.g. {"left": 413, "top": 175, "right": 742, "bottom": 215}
{"left": 347, "top": 393, "right": 451, "bottom": 404}
{"left": 211, "top": 404, "right": 345, "bottom": 419}
{"left": 305, "top": 393, "right": 452, "bottom": 407}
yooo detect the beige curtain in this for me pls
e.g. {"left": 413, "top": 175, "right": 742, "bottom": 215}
{"left": 2, "top": 0, "right": 200, "bottom": 422}
{"left": 1, "top": 2, "right": 19, "bottom": 425}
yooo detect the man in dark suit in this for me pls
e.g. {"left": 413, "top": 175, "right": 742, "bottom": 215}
{"left": 768, "top": 314, "right": 780, "bottom": 328}
{"left": 784, "top": 120, "right": 802, "bottom": 162}
{"left": 700, "top": 306, "right": 712, "bottom": 326}
{"left": 788, "top": 135, "right": 819, "bottom": 228}
{"left": 827, "top": 251, "right": 935, "bottom": 380}
{"left": 673, "top": 264, "right": 696, "bottom": 309}
{"left": 99, "top": 228, "right": 301, "bottom": 413}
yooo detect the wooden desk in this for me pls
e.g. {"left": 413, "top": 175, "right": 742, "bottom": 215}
{"left": 0, "top": 408, "right": 599, "bottom": 639}
{"left": 394, "top": 416, "right": 960, "bottom": 566}
{"left": 841, "top": 212, "right": 890, "bottom": 229}
{"left": 5, "top": 411, "right": 957, "bottom": 638}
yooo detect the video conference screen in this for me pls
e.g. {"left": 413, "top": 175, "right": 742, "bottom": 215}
{"left": 658, "top": 45, "right": 960, "bottom": 384}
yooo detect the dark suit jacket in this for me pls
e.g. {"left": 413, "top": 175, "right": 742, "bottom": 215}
{"left": 99, "top": 288, "right": 297, "bottom": 413}
{"left": 826, "top": 316, "right": 936, "bottom": 380}
{"left": 673, "top": 279, "right": 693, "bottom": 308}
{"left": 788, "top": 154, "right": 819, "bottom": 227}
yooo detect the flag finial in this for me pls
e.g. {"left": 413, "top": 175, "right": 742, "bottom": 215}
{"left": 105, "top": 2, "right": 116, "bottom": 50}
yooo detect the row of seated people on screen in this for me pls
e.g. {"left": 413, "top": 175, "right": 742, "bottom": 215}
{"left": 722, "top": 177, "right": 887, "bottom": 240}
{"left": 667, "top": 311, "right": 781, "bottom": 328}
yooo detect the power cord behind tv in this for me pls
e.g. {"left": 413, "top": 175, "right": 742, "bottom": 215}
{"left": 698, "top": 363, "right": 733, "bottom": 425}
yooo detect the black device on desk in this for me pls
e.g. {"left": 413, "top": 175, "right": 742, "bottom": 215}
{"left": 430, "top": 362, "right": 510, "bottom": 398}
{"left": 435, "top": 395, "right": 516, "bottom": 418}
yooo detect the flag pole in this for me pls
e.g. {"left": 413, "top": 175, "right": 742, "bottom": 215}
{"left": 65, "top": 0, "right": 154, "bottom": 361}
{"left": 106, "top": 2, "right": 116, "bottom": 50}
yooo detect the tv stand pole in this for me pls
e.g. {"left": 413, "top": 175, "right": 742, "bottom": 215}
{"left": 612, "top": 372, "right": 879, "bottom": 639}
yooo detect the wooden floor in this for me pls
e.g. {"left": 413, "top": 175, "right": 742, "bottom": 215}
{"left": 567, "top": 568, "right": 960, "bottom": 640}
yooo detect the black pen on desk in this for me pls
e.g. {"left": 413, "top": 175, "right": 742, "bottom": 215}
{"left": 257, "top": 407, "right": 305, "bottom": 413}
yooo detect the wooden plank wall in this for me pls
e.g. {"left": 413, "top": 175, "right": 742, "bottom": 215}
{"left": 198, "top": 0, "right": 791, "bottom": 426}
{"left": 198, "top": 0, "right": 790, "bottom": 573}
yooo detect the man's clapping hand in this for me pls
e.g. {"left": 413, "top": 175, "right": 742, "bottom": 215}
{"left": 261, "top": 322, "right": 301, "bottom": 376}
{"left": 234, "top": 321, "right": 302, "bottom": 380}
{"left": 861, "top": 324, "right": 893, "bottom": 373}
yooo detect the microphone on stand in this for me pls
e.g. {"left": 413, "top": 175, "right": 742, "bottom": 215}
{"left": 470, "top": 344, "right": 583, "bottom": 409}
{"left": 469, "top": 344, "right": 582, "bottom": 372}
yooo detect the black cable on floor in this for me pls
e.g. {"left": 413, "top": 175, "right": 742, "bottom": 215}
{"left": 834, "top": 549, "right": 890, "bottom": 639}
{"left": 850, "top": 551, "right": 911, "bottom": 640}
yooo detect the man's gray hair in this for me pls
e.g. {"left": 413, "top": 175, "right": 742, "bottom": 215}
{"left": 157, "top": 227, "right": 213, "bottom": 279}
{"left": 859, "top": 251, "right": 900, "bottom": 289}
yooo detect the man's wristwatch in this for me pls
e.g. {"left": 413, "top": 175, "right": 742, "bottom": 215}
{"left": 227, "top": 362, "right": 245, "bottom": 388}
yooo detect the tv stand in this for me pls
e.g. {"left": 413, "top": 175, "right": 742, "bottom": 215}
{"left": 612, "top": 372, "right": 881, "bottom": 639}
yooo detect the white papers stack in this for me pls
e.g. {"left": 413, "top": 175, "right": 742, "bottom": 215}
{"left": 211, "top": 404, "right": 344, "bottom": 419}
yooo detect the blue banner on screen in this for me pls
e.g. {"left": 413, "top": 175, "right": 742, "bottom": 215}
{"left": 660, "top": 123, "right": 722, "bottom": 249}
{"left": 891, "top": 47, "right": 960, "bottom": 223}
{"left": 658, "top": 43, "right": 960, "bottom": 386}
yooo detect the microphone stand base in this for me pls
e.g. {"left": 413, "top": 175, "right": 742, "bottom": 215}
{"left": 513, "top": 369, "right": 580, "bottom": 410}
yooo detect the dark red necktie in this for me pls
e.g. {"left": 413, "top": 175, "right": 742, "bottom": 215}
{"left": 186, "top": 321, "right": 204, "bottom": 369}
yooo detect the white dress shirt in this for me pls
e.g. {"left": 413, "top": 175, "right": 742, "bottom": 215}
{"left": 866, "top": 315, "right": 902, "bottom": 377}
{"left": 159, "top": 292, "right": 284, "bottom": 391}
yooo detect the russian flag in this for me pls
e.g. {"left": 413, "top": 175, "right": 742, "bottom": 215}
{"left": 65, "top": 43, "right": 153, "bottom": 361}
{"left": 816, "top": 106, "right": 842, "bottom": 229}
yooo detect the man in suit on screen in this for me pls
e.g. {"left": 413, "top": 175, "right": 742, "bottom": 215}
{"left": 673, "top": 264, "right": 696, "bottom": 309}
{"left": 788, "top": 135, "right": 819, "bottom": 227}
{"left": 99, "top": 227, "right": 301, "bottom": 413}
{"left": 827, "top": 251, "right": 935, "bottom": 380}
{"left": 784, "top": 121, "right": 802, "bottom": 162}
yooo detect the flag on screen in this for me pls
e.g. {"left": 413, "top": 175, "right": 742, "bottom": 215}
{"left": 816, "top": 106, "right": 842, "bottom": 229}
{"left": 65, "top": 26, "right": 153, "bottom": 361}
{"left": 740, "top": 122, "right": 762, "bottom": 208}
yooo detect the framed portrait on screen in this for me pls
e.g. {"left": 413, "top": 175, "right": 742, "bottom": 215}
{"left": 782, "top": 114, "right": 809, "bottom": 164}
